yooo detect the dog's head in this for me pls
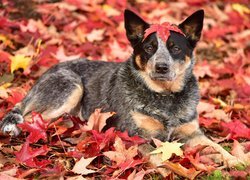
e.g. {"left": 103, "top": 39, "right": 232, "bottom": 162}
{"left": 124, "top": 9, "right": 204, "bottom": 93}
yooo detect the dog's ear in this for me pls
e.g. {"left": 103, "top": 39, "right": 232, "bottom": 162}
{"left": 124, "top": 9, "right": 149, "bottom": 47}
{"left": 178, "top": 10, "right": 204, "bottom": 48}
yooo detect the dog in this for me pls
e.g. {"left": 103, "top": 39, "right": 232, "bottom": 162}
{"left": 0, "top": 9, "right": 241, "bottom": 170}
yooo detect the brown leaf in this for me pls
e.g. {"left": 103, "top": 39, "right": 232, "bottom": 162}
{"left": 83, "top": 109, "right": 115, "bottom": 132}
{"left": 162, "top": 161, "right": 201, "bottom": 180}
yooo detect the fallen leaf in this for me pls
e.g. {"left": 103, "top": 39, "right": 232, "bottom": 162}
{"left": 162, "top": 161, "right": 201, "bottom": 179}
{"left": 83, "top": 109, "right": 115, "bottom": 132}
{"left": 109, "top": 40, "right": 132, "bottom": 60}
{"left": 0, "top": 34, "right": 14, "bottom": 49}
{"left": 102, "top": 5, "right": 120, "bottom": 17}
{"left": 86, "top": 29, "right": 105, "bottom": 42}
{"left": 197, "top": 101, "right": 215, "bottom": 115}
{"left": 221, "top": 120, "right": 250, "bottom": 139}
{"left": 6, "top": 90, "right": 25, "bottom": 106}
{"left": 232, "top": 3, "right": 250, "bottom": 15}
{"left": 194, "top": 61, "right": 218, "bottom": 79}
{"left": 52, "top": 46, "right": 81, "bottom": 62}
{"left": 203, "top": 109, "right": 230, "bottom": 122}
{"left": 103, "top": 136, "right": 138, "bottom": 165}
{"left": 127, "top": 169, "right": 155, "bottom": 180}
{"left": 229, "top": 170, "right": 248, "bottom": 178}
{"left": 116, "top": 130, "right": 147, "bottom": 146}
{"left": 18, "top": 112, "right": 49, "bottom": 143}
{"left": 118, "top": 159, "right": 145, "bottom": 173}
{"left": 67, "top": 175, "right": 86, "bottom": 180}
{"left": 150, "top": 141, "right": 183, "bottom": 161}
{"left": 71, "top": 156, "right": 96, "bottom": 175}
{"left": 15, "top": 141, "right": 50, "bottom": 167}
{"left": 10, "top": 54, "right": 32, "bottom": 73}
{"left": 231, "top": 140, "right": 250, "bottom": 165}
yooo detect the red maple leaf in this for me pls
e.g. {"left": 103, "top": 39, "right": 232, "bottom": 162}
{"left": 18, "top": 112, "right": 49, "bottom": 143}
{"left": 221, "top": 120, "right": 250, "bottom": 140}
{"left": 15, "top": 141, "right": 50, "bottom": 167}
{"left": 143, "top": 22, "right": 185, "bottom": 42}
{"left": 116, "top": 130, "right": 147, "bottom": 146}
{"left": 6, "top": 90, "right": 25, "bottom": 106}
{"left": 119, "top": 159, "right": 145, "bottom": 171}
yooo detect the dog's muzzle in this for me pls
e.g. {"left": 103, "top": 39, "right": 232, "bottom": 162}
{"left": 150, "top": 63, "right": 176, "bottom": 81}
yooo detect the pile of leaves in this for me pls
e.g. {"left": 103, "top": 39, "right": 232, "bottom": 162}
{"left": 0, "top": 0, "right": 249, "bottom": 179}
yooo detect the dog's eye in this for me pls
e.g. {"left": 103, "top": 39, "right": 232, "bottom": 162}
{"left": 172, "top": 46, "right": 181, "bottom": 54}
{"left": 145, "top": 45, "right": 153, "bottom": 53}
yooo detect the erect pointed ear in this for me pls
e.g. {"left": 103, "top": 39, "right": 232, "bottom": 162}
{"left": 178, "top": 10, "right": 204, "bottom": 48}
{"left": 124, "top": 9, "right": 150, "bottom": 47}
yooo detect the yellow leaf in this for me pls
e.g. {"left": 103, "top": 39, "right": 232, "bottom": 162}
{"left": 102, "top": 5, "right": 120, "bottom": 17}
{"left": 0, "top": 34, "right": 14, "bottom": 49}
{"left": 0, "top": 83, "right": 11, "bottom": 90}
{"left": 10, "top": 54, "right": 32, "bottom": 73}
{"left": 150, "top": 141, "right": 183, "bottom": 161}
{"left": 232, "top": 3, "right": 250, "bottom": 15}
{"left": 211, "top": 97, "right": 228, "bottom": 108}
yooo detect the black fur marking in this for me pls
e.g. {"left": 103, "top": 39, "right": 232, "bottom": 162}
{"left": 124, "top": 9, "right": 150, "bottom": 47}
{"left": 178, "top": 10, "right": 204, "bottom": 48}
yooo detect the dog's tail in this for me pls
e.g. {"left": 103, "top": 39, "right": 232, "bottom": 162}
{"left": 0, "top": 104, "right": 24, "bottom": 136}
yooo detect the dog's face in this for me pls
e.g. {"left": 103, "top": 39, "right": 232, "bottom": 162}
{"left": 124, "top": 10, "right": 204, "bottom": 92}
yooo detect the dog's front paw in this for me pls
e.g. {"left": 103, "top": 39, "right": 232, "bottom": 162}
{"left": 0, "top": 111, "right": 24, "bottom": 136}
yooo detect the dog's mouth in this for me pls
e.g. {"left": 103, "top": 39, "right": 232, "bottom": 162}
{"left": 150, "top": 72, "right": 176, "bottom": 81}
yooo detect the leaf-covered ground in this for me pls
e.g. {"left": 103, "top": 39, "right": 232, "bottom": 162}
{"left": 0, "top": 0, "right": 249, "bottom": 179}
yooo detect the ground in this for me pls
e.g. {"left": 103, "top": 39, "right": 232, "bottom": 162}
{"left": 0, "top": 0, "right": 249, "bottom": 179}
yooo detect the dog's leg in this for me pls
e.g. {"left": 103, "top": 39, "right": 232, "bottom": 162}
{"left": 0, "top": 69, "right": 83, "bottom": 136}
{"left": 130, "top": 111, "right": 171, "bottom": 176}
{"left": 173, "top": 119, "right": 243, "bottom": 167}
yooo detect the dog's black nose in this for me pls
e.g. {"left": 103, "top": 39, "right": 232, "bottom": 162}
{"left": 155, "top": 63, "right": 169, "bottom": 74}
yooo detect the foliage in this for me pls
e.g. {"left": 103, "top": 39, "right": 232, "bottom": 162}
{"left": 0, "top": 0, "right": 249, "bottom": 179}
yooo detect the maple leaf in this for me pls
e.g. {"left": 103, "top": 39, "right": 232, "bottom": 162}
{"left": 203, "top": 109, "right": 230, "bottom": 122}
{"left": 118, "top": 159, "right": 144, "bottom": 172}
{"left": 163, "top": 161, "right": 201, "bottom": 179}
{"left": 116, "top": 130, "right": 147, "bottom": 145}
{"left": 0, "top": 50, "right": 11, "bottom": 63}
{"left": 231, "top": 140, "right": 250, "bottom": 165}
{"left": 86, "top": 29, "right": 105, "bottom": 42}
{"left": 102, "top": 5, "right": 120, "bottom": 17}
{"left": 18, "top": 112, "right": 49, "bottom": 143}
{"left": 71, "top": 156, "right": 96, "bottom": 175}
{"left": 230, "top": 170, "right": 248, "bottom": 179}
{"left": 83, "top": 109, "right": 115, "bottom": 132}
{"left": 52, "top": 46, "right": 81, "bottom": 62}
{"left": 15, "top": 141, "right": 50, "bottom": 167}
{"left": 0, "top": 34, "right": 14, "bottom": 49}
{"left": 221, "top": 120, "right": 250, "bottom": 140}
{"left": 77, "top": 128, "right": 117, "bottom": 156}
{"left": 6, "top": 90, "right": 25, "bottom": 106}
{"left": 150, "top": 141, "right": 183, "bottom": 161}
{"left": 127, "top": 169, "right": 155, "bottom": 180}
{"left": 197, "top": 101, "right": 215, "bottom": 115}
{"left": 103, "top": 136, "right": 138, "bottom": 165}
{"left": 0, "top": 167, "right": 18, "bottom": 180}
{"left": 143, "top": 22, "right": 185, "bottom": 42}
{"left": 231, "top": 3, "right": 250, "bottom": 15}
{"left": 10, "top": 54, "right": 32, "bottom": 73}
